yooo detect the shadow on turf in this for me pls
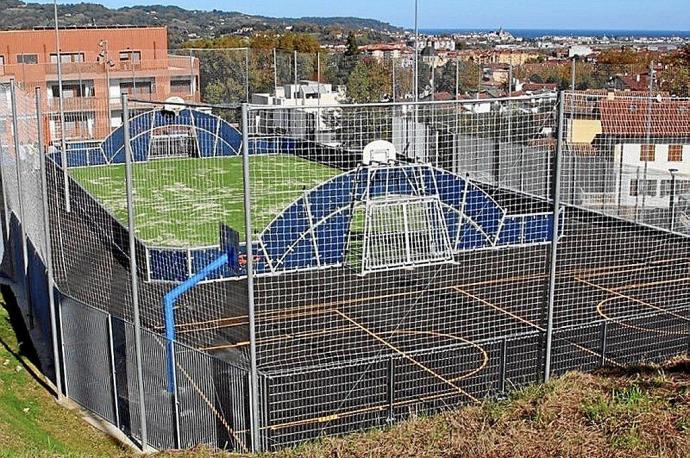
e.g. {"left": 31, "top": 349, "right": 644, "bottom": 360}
{"left": 0, "top": 285, "right": 56, "bottom": 396}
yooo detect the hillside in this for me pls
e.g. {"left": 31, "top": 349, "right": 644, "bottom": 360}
{"left": 0, "top": 294, "right": 127, "bottom": 455}
{"left": 0, "top": 0, "right": 402, "bottom": 46}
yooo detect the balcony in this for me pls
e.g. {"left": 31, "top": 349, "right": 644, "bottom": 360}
{"left": 0, "top": 54, "right": 199, "bottom": 81}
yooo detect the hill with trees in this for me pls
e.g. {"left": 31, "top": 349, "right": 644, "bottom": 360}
{"left": 0, "top": 0, "right": 402, "bottom": 47}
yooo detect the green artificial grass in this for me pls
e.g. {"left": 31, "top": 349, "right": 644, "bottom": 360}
{"left": 69, "top": 155, "right": 339, "bottom": 247}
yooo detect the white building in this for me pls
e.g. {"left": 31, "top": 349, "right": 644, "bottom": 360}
{"left": 568, "top": 45, "right": 594, "bottom": 59}
{"left": 597, "top": 99, "right": 690, "bottom": 213}
{"left": 251, "top": 80, "right": 344, "bottom": 145}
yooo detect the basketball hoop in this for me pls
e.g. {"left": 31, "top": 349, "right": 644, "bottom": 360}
{"left": 163, "top": 96, "right": 186, "bottom": 115}
{"left": 363, "top": 140, "right": 397, "bottom": 165}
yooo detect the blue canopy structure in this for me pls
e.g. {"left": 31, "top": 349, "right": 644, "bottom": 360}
{"left": 54, "top": 108, "right": 243, "bottom": 167}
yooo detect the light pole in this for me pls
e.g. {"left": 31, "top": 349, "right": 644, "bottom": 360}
{"left": 98, "top": 40, "right": 114, "bottom": 130}
{"left": 669, "top": 168, "right": 678, "bottom": 232}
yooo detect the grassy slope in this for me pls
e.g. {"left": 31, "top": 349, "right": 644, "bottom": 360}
{"left": 162, "top": 359, "right": 690, "bottom": 458}
{"left": 69, "top": 155, "right": 339, "bottom": 247}
{"left": 0, "top": 298, "right": 125, "bottom": 457}
{"left": 262, "top": 362, "right": 690, "bottom": 458}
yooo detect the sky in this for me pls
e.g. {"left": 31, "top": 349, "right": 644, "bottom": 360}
{"left": 48, "top": 0, "right": 690, "bottom": 31}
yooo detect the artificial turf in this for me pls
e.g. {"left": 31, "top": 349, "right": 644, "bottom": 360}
{"left": 69, "top": 154, "right": 340, "bottom": 247}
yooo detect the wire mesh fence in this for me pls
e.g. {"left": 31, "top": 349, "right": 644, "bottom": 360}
{"left": 0, "top": 78, "right": 689, "bottom": 452}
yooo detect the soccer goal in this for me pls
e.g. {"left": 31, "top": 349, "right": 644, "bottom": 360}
{"left": 347, "top": 194, "right": 454, "bottom": 275}
{"left": 148, "top": 124, "right": 199, "bottom": 159}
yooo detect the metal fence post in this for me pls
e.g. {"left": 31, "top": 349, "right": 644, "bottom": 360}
{"left": 245, "top": 48, "right": 250, "bottom": 104}
{"left": 241, "top": 103, "right": 262, "bottom": 452}
{"left": 544, "top": 91, "right": 565, "bottom": 383}
{"left": 0, "top": 108, "right": 10, "bottom": 237}
{"left": 35, "top": 87, "right": 64, "bottom": 397}
{"left": 9, "top": 81, "right": 32, "bottom": 325}
{"left": 122, "top": 94, "right": 149, "bottom": 450}
{"left": 599, "top": 321, "right": 608, "bottom": 367}
{"left": 106, "top": 314, "right": 120, "bottom": 428}
{"left": 387, "top": 356, "right": 395, "bottom": 423}
{"left": 499, "top": 337, "right": 508, "bottom": 395}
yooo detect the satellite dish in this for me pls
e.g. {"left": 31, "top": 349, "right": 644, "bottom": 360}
{"left": 163, "top": 96, "right": 186, "bottom": 114}
{"left": 363, "top": 140, "right": 397, "bottom": 165}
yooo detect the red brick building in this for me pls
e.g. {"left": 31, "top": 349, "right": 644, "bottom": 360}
{"left": 0, "top": 26, "right": 200, "bottom": 143}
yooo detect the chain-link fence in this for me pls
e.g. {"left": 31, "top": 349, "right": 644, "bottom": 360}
{"left": 0, "top": 79, "right": 689, "bottom": 452}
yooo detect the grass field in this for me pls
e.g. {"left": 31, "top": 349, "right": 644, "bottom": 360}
{"left": 70, "top": 155, "right": 340, "bottom": 247}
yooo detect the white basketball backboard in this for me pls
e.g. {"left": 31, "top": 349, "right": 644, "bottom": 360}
{"left": 362, "top": 140, "right": 397, "bottom": 165}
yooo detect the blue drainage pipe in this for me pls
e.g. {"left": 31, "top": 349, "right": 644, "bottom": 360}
{"left": 163, "top": 253, "right": 228, "bottom": 393}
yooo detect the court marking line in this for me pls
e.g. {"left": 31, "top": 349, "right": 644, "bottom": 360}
{"left": 333, "top": 309, "right": 479, "bottom": 403}
{"left": 596, "top": 296, "right": 688, "bottom": 337}
{"left": 166, "top": 257, "right": 690, "bottom": 334}
{"left": 200, "top": 324, "right": 358, "bottom": 351}
{"left": 576, "top": 276, "right": 690, "bottom": 325}
{"left": 149, "top": 336, "right": 248, "bottom": 452}
{"left": 611, "top": 276, "right": 690, "bottom": 293}
{"left": 451, "top": 286, "right": 622, "bottom": 367}
{"left": 248, "top": 387, "right": 464, "bottom": 433}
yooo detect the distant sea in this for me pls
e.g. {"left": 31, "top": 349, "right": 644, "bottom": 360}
{"left": 419, "top": 28, "right": 690, "bottom": 39}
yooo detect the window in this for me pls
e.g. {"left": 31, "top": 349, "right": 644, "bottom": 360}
{"left": 0, "top": 56, "right": 4, "bottom": 66}
{"left": 49, "top": 53, "right": 84, "bottom": 64}
{"left": 668, "top": 144, "right": 683, "bottom": 162}
{"left": 661, "top": 179, "right": 690, "bottom": 197}
{"left": 119, "top": 81, "right": 153, "bottom": 96}
{"left": 170, "top": 79, "right": 192, "bottom": 93}
{"left": 119, "top": 50, "right": 141, "bottom": 62}
{"left": 16, "top": 54, "right": 38, "bottom": 64}
{"left": 640, "top": 144, "right": 655, "bottom": 162}
{"left": 630, "top": 179, "right": 657, "bottom": 197}
{"left": 50, "top": 82, "right": 90, "bottom": 98}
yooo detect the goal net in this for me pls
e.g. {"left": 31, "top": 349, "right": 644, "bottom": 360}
{"left": 148, "top": 125, "right": 198, "bottom": 160}
{"left": 348, "top": 195, "right": 454, "bottom": 274}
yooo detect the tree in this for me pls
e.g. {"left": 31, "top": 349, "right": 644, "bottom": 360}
{"left": 346, "top": 59, "right": 391, "bottom": 103}
{"left": 345, "top": 33, "right": 360, "bottom": 57}
{"left": 434, "top": 60, "right": 482, "bottom": 95}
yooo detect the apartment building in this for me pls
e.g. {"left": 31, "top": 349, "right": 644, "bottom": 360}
{"left": 0, "top": 26, "right": 200, "bottom": 144}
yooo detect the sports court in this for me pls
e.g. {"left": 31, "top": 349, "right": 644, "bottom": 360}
{"left": 47, "top": 102, "right": 690, "bottom": 448}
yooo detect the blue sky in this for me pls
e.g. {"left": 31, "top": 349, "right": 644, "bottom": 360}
{"left": 49, "top": 0, "right": 690, "bottom": 31}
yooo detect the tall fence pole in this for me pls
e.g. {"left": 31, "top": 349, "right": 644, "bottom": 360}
{"left": 122, "top": 94, "right": 149, "bottom": 450}
{"left": 544, "top": 90, "right": 565, "bottom": 382}
{"left": 9, "top": 81, "right": 31, "bottom": 326}
{"left": 35, "top": 87, "right": 64, "bottom": 397}
{"left": 293, "top": 50, "right": 298, "bottom": 88}
{"left": 241, "top": 104, "right": 262, "bottom": 452}
{"left": 245, "top": 47, "right": 250, "bottom": 103}
{"left": 53, "top": 1, "right": 70, "bottom": 212}
{"left": 571, "top": 57, "right": 576, "bottom": 92}
{"left": 273, "top": 48, "right": 278, "bottom": 96}
{"left": 392, "top": 59, "right": 396, "bottom": 103}
{"left": 641, "top": 61, "right": 654, "bottom": 216}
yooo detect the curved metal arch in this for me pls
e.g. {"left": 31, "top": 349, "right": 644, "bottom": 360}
{"left": 256, "top": 163, "right": 508, "bottom": 274}
{"left": 99, "top": 108, "right": 242, "bottom": 164}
